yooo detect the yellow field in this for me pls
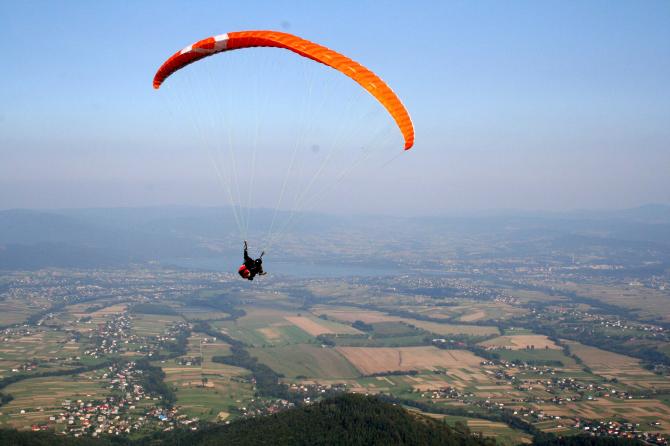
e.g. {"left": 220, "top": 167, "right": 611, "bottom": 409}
{"left": 258, "top": 326, "right": 283, "bottom": 340}
{"left": 285, "top": 316, "right": 361, "bottom": 336}
{"left": 315, "top": 308, "right": 396, "bottom": 324}
{"left": 336, "top": 346, "right": 483, "bottom": 375}
{"left": 479, "top": 335, "right": 560, "bottom": 350}
{"left": 460, "top": 310, "right": 486, "bottom": 322}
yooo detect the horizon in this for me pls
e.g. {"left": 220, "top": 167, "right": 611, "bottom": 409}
{"left": 2, "top": 201, "right": 670, "bottom": 218}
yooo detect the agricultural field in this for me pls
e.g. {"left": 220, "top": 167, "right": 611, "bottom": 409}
{"left": 313, "top": 306, "right": 499, "bottom": 336}
{"left": 565, "top": 341, "right": 670, "bottom": 389}
{"left": 169, "top": 380, "right": 254, "bottom": 421}
{"left": 131, "top": 314, "right": 184, "bottom": 337}
{"left": 479, "top": 335, "right": 560, "bottom": 350}
{"left": 494, "top": 348, "right": 579, "bottom": 368}
{"left": 557, "top": 283, "right": 670, "bottom": 322}
{"left": 345, "top": 366, "right": 515, "bottom": 400}
{"left": 0, "top": 373, "right": 109, "bottom": 429}
{"left": 412, "top": 301, "right": 528, "bottom": 323}
{"left": 419, "top": 412, "right": 532, "bottom": 446}
{"left": 327, "top": 334, "right": 429, "bottom": 348}
{"left": 571, "top": 399, "right": 670, "bottom": 433}
{"left": 174, "top": 306, "right": 230, "bottom": 321}
{"left": 216, "top": 321, "right": 314, "bottom": 347}
{"left": 161, "top": 360, "right": 254, "bottom": 421}
{"left": 369, "top": 321, "right": 421, "bottom": 336}
{"left": 507, "top": 289, "right": 567, "bottom": 304}
{"left": 528, "top": 398, "right": 670, "bottom": 435}
{"left": 82, "top": 304, "right": 128, "bottom": 320}
{"left": 285, "top": 316, "right": 361, "bottom": 336}
{"left": 0, "top": 300, "right": 33, "bottom": 326}
{"left": 407, "top": 320, "right": 499, "bottom": 337}
{"left": 0, "top": 329, "right": 75, "bottom": 362}
{"left": 459, "top": 310, "right": 487, "bottom": 322}
{"left": 159, "top": 334, "right": 255, "bottom": 421}
{"left": 214, "top": 307, "right": 316, "bottom": 346}
{"left": 336, "top": 346, "right": 483, "bottom": 375}
{"left": 250, "top": 344, "right": 359, "bottom": 379}
{"left": 313, "top": 307, "right": 397, "bottom": 324}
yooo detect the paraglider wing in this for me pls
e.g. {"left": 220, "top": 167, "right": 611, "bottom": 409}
{"left": 153, "top": 30, "right": 414, "bottom": 150}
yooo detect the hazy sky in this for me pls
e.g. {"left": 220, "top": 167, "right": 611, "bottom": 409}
{"left": 1, "top": 0, "right": 669, "bottom": 214}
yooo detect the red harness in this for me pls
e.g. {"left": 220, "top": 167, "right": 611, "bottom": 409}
{"left": 238, "top": 265, "right": 251, "bottom": 279}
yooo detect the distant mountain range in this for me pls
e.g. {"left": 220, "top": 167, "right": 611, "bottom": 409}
{"left": 0, "top": 204, "right": 669, "bottom": 270}
{"left": 0, "top": 206, "right": 349, "bottom": 269}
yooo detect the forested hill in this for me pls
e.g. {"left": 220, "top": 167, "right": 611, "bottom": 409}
{"left": 0, "top": 394, "right": 490, "bottom": 446}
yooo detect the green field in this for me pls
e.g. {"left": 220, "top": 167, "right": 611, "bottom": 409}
{"left": 169, "top": 374, "right": 255, "bottom": 421}
{"left": 175, "top": 306, "right": 230, "bottom": 321}
{"left": 371, "top": 321, "right": 423, "bottom": 336}
{"left": 495, "top": 348, "right": 578, "bottom": 367}
{"left": 305, "top": 316, "right": 362, "bottom": 334}
{"left": 250, "top": 344, "right": 359, "bottom": 379}
{"left": 501, "top": 327, "right": 535, "bottom": 335}
{"left": 330, "top": 334, "right": 428, "bottom": 348}
{"left": 215, "top": 322, "right": 315, "bottom": 346}
{"left": 131, "top": 314, "right": 184, "bottom": 337}
{"left": 0, "top": 330, "right": 75, "bottom": 361}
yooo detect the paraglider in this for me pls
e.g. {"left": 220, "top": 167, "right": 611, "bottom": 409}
{"left": 238, "top": 240, "right": 266, "bottom": 281}
{"left": 153, "top": 30, "right": 414, "bottom": 280}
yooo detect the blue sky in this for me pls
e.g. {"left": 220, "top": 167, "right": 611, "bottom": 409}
{"left": 1, "top": 0, "right": 669, "bottom": 214}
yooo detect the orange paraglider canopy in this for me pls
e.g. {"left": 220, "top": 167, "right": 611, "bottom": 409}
{"left": 153, "top": 30, "right": 414, "bottom": 150}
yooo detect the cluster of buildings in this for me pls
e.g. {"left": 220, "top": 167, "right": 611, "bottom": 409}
{"left": 145, "top": 406, "right": 199, "bottom": 431}
{"left": 575, "top": 420, "right": 667, "bottom": 445}
{"left": 238, "top": 398, "right": 294, "bottom": 418}
{"left": 418, "top": 386, "right": 471, "bottom": 401}
{"left": 546, "top": 306, "right": 666, "bottom": 338}
{"left": 175, "top": 356, "right": 202, "bottom": 366}
{"left": 82, "top": 312, "right": 189, "bottom": 360}
{"left": 288, "top": 382, "right": 347, "bottom": 402}
{"left": 84, "top": 312, "right": 135, "bottom": 358}
{"left": 540, "top": 377, "right": 637, "bottom": 401}
{"left": 54, "top": 396, "right": 142, "bottom": 437}
{"left": 1, "top": 325, "right": 36, "bottom": 342}
{"left": 40, "top": 361, "right": 202, "bottom": 437}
